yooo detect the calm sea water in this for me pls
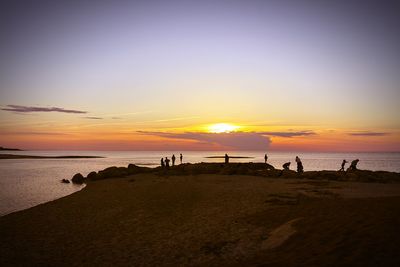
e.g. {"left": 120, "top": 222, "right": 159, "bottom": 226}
{"left": 1, "top": 150, "right": 399, "bottom": 216}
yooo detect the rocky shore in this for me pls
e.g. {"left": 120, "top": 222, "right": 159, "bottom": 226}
{"left": 69, "top": 162, "right": 400, "bottom": 184}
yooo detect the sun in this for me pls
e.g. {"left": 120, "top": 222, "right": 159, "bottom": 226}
{"left": 208, "top": 123, "right": 240, "bottom": 133}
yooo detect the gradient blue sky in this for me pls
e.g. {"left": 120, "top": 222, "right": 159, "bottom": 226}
{"left": 0, "top": 0, "right": 399, "bottom": 150}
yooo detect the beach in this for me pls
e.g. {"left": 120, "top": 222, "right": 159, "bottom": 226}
{"left": 1, "top": 170, "right": 400, "bottom": 266}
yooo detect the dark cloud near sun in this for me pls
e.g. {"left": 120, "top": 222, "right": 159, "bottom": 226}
{"left": 259, "top": 131, "right": 316, "bottom": 138}
{"left": 138, "top": 131, "right": 271, "bottom": 150}
{"left": 1, "top": 105, "right": 87, "bottom": 114}
{"left": 348, "top": 131, "right": 388, "bottom": 137}
{"left": 138, "top": 130, "right": 316, "bottom": 150}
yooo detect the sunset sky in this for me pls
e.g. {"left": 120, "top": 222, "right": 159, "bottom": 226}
{"left": 0, "top": 0, "right": 399, "bottom": 151}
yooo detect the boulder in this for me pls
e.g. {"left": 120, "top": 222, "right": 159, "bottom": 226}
{"left": 61, "top": 179, "right": 70, "bottom": 184}
{"left": 71, "top": 173, "right": 85, "bottom": 184}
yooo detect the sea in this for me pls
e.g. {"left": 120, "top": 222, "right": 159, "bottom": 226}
{"left": 1, "top": 150, "right": 399, "bottom": 216}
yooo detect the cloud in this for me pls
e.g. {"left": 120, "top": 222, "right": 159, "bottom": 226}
{"left": 83, "top": 116, "right": 103, "bottom": 120}
{"left": 0, "top": 131, "right": 70, "bottom": 136}
{"left": 348, "top": 131, "right": 388, "bottom": 136}
{"left": 1, "top": 105, "right": 87, "bottom": 114}
{"left": 138, "top": 131, "right": 271, "bottom": 150}
{"left": 259, "top": 130, "right": 316, "bottom": 138}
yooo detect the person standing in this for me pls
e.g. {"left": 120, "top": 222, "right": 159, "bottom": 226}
{"left": 264, "top": 154, "right": 268, "bottom": 163}
{"left": 296, "top": 156, "right": 303, "bottom": 173}
{"left": 172, "top": 154, "right": 176, "bottom": 166}
{"left": 180, "top": 153, "right": 183, "bottom": 164}
{"left": 161, "top": 158, "right": 165, "bottom": 168}
{"left": 165, "top": 157, "right": 170, "bottom": 168}
{"left": 225, "top": 153, "right": 229, "bottom": 164}
{"left": 339, "top": 160, "right": 347, "bottom": 171}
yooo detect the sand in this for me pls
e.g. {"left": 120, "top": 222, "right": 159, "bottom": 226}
{"left": 1, "top": 173, "right": 400, "bottom": 266}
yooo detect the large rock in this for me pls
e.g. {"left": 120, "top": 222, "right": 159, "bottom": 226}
{"left": 97, "top": 166, "right": 130, "bottom": 179}
{"left": 87, "top": 171, "right": 98, "bottom": 180}
{"left": 71, "top": 173, "right": 85, "bottom": 184}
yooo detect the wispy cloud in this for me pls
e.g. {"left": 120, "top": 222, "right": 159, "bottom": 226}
{"left": 1, "top": 105, "right": 87, "bottom": 114}
{"left": 83, "top": 116, "right": 103, "bottom": 120}
{"left": 0, "top": 131, "right": 70, "bottom": 136}
{"left": 138, "top": 131, "right": 270, "bottom": 150}
{"left": 260, "top": 130, "right": 316, "bottom": 138}
{"left": 348, "top": 131, "right": 388, "bottom": 136}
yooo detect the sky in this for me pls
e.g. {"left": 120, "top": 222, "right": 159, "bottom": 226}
{"left": 0, "top": 0, "right": 399, "bottom": 151}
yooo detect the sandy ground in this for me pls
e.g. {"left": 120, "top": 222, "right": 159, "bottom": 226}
{"left": 1, "top": 174, "right": 400, "bottom": 266}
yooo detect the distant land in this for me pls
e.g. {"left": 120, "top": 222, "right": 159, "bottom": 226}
{"left": 0, "top": 154, "right": 104, "bottom": 159}
{"left": 0, "top": 146, "right": 22, "bottom": 151}
{"left": 205, "top": 156, "right": 254, "bottom": 159}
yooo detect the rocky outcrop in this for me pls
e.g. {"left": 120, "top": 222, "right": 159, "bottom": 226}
{"left": 73, "top": 163, "right": 400, "bottom": 184}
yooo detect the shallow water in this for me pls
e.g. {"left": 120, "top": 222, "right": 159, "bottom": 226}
{"left": 1, "top": 151, "right": 399, "bottom": 215}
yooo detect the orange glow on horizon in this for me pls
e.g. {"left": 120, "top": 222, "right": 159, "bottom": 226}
{"left": 1, "top": 123, "right": 399, "bottom": 152}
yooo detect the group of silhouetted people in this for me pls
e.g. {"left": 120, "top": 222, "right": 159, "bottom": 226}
{"left": 282, "top": 156, "right": 303, "bottom": 173}
{"left": 281, "top": 156, "right": 360, "bottom": 173}
{"left": 159, "top": 152, "right": 361, "bottom": 173}
{"left": 339, "top": 159, "right": 359, "bottom": 171}
{"left": 160, "top": 153, "right": 183, "bottom": 168}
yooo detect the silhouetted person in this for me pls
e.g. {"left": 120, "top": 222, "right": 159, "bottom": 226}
{"left": 172, "top": 154, "right": 176, "bottom": 166}
{"left": 348, "top": 159, "right": 359, "bottom": 171}
{"left": 339, "top": 160, "right": 347, "bottom": 171}
{"left": 180, "top": 153, "right": 183, "bottom": 164}
{"left": 297, "top": 161, "right": 304, "bottom": 173}
{"left": 165, "top": 157, "right": 170, "bottom": 168}
{"left": 282, "top": 162, "right": 290, "bottom": 170}
{"left": 225, "top": 153, "right": 229, "bottom": 164}
{"left": 295, "top": 156, "right": 303, "bottom": 173}
{"left": 264, "top": 154, "right": 268, "bottom": 163}
{"left": 161, "top": 158, "right": 165, "bottom": 167}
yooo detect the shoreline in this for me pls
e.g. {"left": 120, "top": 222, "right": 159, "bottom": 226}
{"left": 1, "top": 170, "right": 400, "bottom": 266}
{"left": 0, "top": 183, "right": 87, "bottom": 217}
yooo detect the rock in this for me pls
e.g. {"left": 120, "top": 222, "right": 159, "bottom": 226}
{"left": 61, "top": 179, "right": 70, "bottom": 184}
{"left": 127, "top": 164, "right": 140, "bottom": 174}
{"left": 97, "top": 166, "right": 130, "bottom": 179}
{"left": 87, "top": 171, "right": 98, "bottom": 180}
{"left": 127, "top": 164, "right": 151, "bottom": 175}
{"left": 71, "top": 173, "right": 85, "bottom": 184}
